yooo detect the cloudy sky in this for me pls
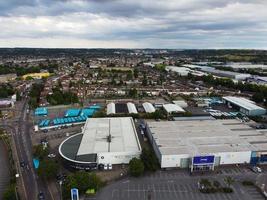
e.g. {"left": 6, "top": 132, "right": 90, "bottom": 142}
{"left": 0, "top": 0, "right": 267, "bottom": 49}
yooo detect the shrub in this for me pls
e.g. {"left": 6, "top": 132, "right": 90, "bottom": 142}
{"left": 242, "top": 180, "right": 254, "bottom": 186}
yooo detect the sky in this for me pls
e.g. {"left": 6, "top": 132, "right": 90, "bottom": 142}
{"left": 0, "top": 0, "right": 267, "bottom": 49}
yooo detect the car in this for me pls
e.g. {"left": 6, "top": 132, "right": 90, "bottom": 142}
{"left": 20, "top": 161, "right": 26, "bottom": 168}
{"left": 98, "top": 164, "right": 105, "bottom": 171}
{"left": 104, "top": 164, "right": 108, "bottom": 170}
{"left": 38, "top": 191, "right": 45, "bottom": 200}
{"left": 251, "top": 166, "right": 262, "bottom": 173}
{"left": 48, "top": 154, "right": 56, "bottom": 158}
{"left": 108, "top": 163, "right": 112, "bottom": 170}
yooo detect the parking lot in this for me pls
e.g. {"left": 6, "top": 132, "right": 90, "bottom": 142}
{"left": 93, "top": 167, "right": 266, "bottom": 200}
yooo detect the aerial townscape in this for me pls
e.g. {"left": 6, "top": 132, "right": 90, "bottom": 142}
{"left": 1, "top": 1, "right": 267, "bottom": 200}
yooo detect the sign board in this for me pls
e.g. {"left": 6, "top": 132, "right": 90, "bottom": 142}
{"left": 71, "top": 188, "right": 79, "bottom": 200}
{"left": 193, "top": 155, "right": 215, "bottom": 165}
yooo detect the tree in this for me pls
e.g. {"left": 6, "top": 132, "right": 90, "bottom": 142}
{"left": 142, "top": 74, "right": 148, "bottom": 86}
{"left": 128, "top": 88, "right": 138, "bottom": 98}
{"left": 129, "top": 158, "right": 144, "bottom": 177}
{"left": 63, "top": 172, "right": 103, "bottom": 199}
{"left": 252, "top": 92, "right": 264, "bottom": 103}
{"left": 134, "top": 68, "right": 139, "bottom": 78}
{"left": 33, "top": 144, "right": 49, "bottom": 159}
{"left": 3, "top": 185, "right": 16, "bottom": 200}
{"left": 141, "top": 148, "right": 159, "bottom": 171}
{"left": 37, "top": 159, "right": 59, "bottom": 179}
{"left": 224, "top": 176, "right": 235, "bottom": 187}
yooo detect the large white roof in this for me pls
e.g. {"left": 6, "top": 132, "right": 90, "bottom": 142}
{"left": 163, "top": 104, "right": 185, "bottom": 113}
{"left": 77, "top": 117, "right": 141, "bottom": 156}
{"left": 107, "top": 102, "right": 115, "bottom": 115}
{"left": 143, "top": 102, "right": 156, "bottom": 113}
{"left": 223, "top": 96, "right": 265, "bottom": 111}
{"left": 127, "top": 102, "right": 138, "bottom": 114}
{"left": 147, "top": 119, "right": 267, "bottom": 156}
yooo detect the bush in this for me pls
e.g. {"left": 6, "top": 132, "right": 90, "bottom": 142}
{"left": 129, "top": 158, "right": 144, "bottom": 177}
{"left": 242, "top": 180, "right": 254, "bottom": 186}
{"left": 3, "top": 185, "right": 16, "bottom": 200}
{"left": 221, "top": 187, "right": 233, "bottom": 193}
{"left": 37, "top": 159, "right": 59, "bottom": 179}
{"left": 63, "top": 172, "right": 103, "bottom": 199}
{"left": 140, "top": 148, "right": 159, "bottom": 172}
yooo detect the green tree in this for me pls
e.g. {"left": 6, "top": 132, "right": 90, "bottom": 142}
{"left": 134, "top": 68, "right": 139, "bottom": 78}
{"left": 33, "top": 144, "right": 49, "bottom": 159}
{"left": 63, "top": 172, "right": 103, "bottom": 199}
{"left": 224, "top": 176, "right": 235, "bottom": 187}
{"left": 252, "top": 92, "right": 264, "bottom": 103}
{"left": 129, "top": 158, "right": 144, "bottom": 177}
{"left": 3, "top": 185, "right": 16, "bottom": 200}
{"left": 141, "top": 148, "right": 159, "bottom": 171}
{"left": 128, "top": 88, "right": 138, "bottom": 98}
{"left": 37, "top": 159, "right": 59, "bottom": 179}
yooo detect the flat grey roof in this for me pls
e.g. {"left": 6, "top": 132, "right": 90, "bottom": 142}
{"left": 223, "top": 96, "right": 265, "bottom": 111}
{"left": 147, "top": 119, "right": 267, "bottom": 156}
{"left": 59, "top": 117, "right": 141, "bottom": 163}
{"left": 77, "top": 117, "right": 141, "bottom": 156}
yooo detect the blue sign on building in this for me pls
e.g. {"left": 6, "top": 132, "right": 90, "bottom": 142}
{"left": 193, "top": 155, "right": 215, "bottom": 165}
{"left": 71, "top": 188, "right": 79, "bottom": 200}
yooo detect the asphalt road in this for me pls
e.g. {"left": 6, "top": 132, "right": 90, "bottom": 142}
{"left": 92, "top": 167, "right": 266, "bottom": 200}
{"left": 1, "top": 99, "right": 53, "bottom": 200}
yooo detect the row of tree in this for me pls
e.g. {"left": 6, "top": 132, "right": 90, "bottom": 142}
{"left": 0, "top": 84, "right": 14, "bottom": 98}
{"left": 189, "top": 73, "right": 267, "bottom": 105}
{"left": 28, "top": 83, "right": 44, "bottom": 108}
{"left": 46, "top": 87, "right": 79, "bottom": 105}
{"left": 129, "top": 148, "right": 159, "bottom": 177}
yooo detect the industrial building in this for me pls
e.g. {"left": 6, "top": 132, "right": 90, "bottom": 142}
{"left": 145, "top": 119, "right": 267, "bottom": 171}
{"left": 165, "top": 66, "right": 191, "bottom": 76}
{"left": 163, "top": 104, "right": 185, "bottom": 114}
{"left": 59, "top": 117, "right": 141, "bottom": 170}
{"left": 106, "top": 102, "right": 138, "bottom": 115}
{"left": 142, "top": 102, "right": 156, "bottom": 113}
{"left": 223, "top": 96, "right": 266, "bottom": 116}
{"left": 127, "top": 102, "right": 138, "bottom": 114}
{"left": 199, "top": 67, "right": 251, "bottom": 80}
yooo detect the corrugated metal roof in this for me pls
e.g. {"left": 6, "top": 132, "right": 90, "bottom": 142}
{"left": 127, "top": 102, "right": 138, "bottom": 114}
{"left": 223, "top": 96, "right": 265, "bottom": 111}
{"left": 107, "top": 102, "right": 115, "bottom": 115}
{"left": 163, "top": 104, "right": 185, "bottom": 113}
{"left": 143, "top": 102, "right": 156, "bottom": 113}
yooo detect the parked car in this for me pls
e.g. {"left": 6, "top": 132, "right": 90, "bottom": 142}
{"left": 104, "top": 164, "right": 108, "bottom": 170}
{"left": 98, "top": 164, "right": 105, "bottom": 171}
{"left": 108, "top": 163, "right": 112, "bottom": 170}
{"left": 38, "top": 191, "right": 45, "bottom": 200}
{"left": 48, "top": 153, "right": 56, "bottom": 158}
{"left": 251, "top": 166, "right": 262, "bottom": 173}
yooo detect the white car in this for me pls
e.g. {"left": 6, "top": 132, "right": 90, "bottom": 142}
{"left": 108, "top": 163, "right": 112, "bottom": 170}
{"left": 48, "top": 154, "right": 56, "bottom": 158}
{"left": 104, "top": 164, "right": 108, "bottom": 170}
{"left": 251, "top": 166, "right": 262, "bottom": 173}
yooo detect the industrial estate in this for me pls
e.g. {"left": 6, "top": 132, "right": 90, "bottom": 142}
{"left": 1, "top": 49, "right": 267, "bottom": 200}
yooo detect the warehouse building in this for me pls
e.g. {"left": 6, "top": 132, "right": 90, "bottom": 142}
{"left": 223, "top": 96, "right": 266, "bottom": 116}
{"left": 163, "top": 104, "right": 185, "bottom": 114}
{"left": 107, "top": 102, "right": 116, "bottom": 115}
{"left": 107, "top": 102, "right": 138, "bottom": 115}
{"left": 127, "top": 102, "right": 138, "bottom": 114}
{"left": 143, "top": 102, "right": 156, "bottom": 113}
{"left": 145, "top": 119, "right": 267, "bottom": 171}
{"left": 59, "top": 117, "right": 141, "bottom": 170}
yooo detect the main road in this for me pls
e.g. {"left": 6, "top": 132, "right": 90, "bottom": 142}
{"left": 0, "top": 98, "right": 53, "bottom": 200}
